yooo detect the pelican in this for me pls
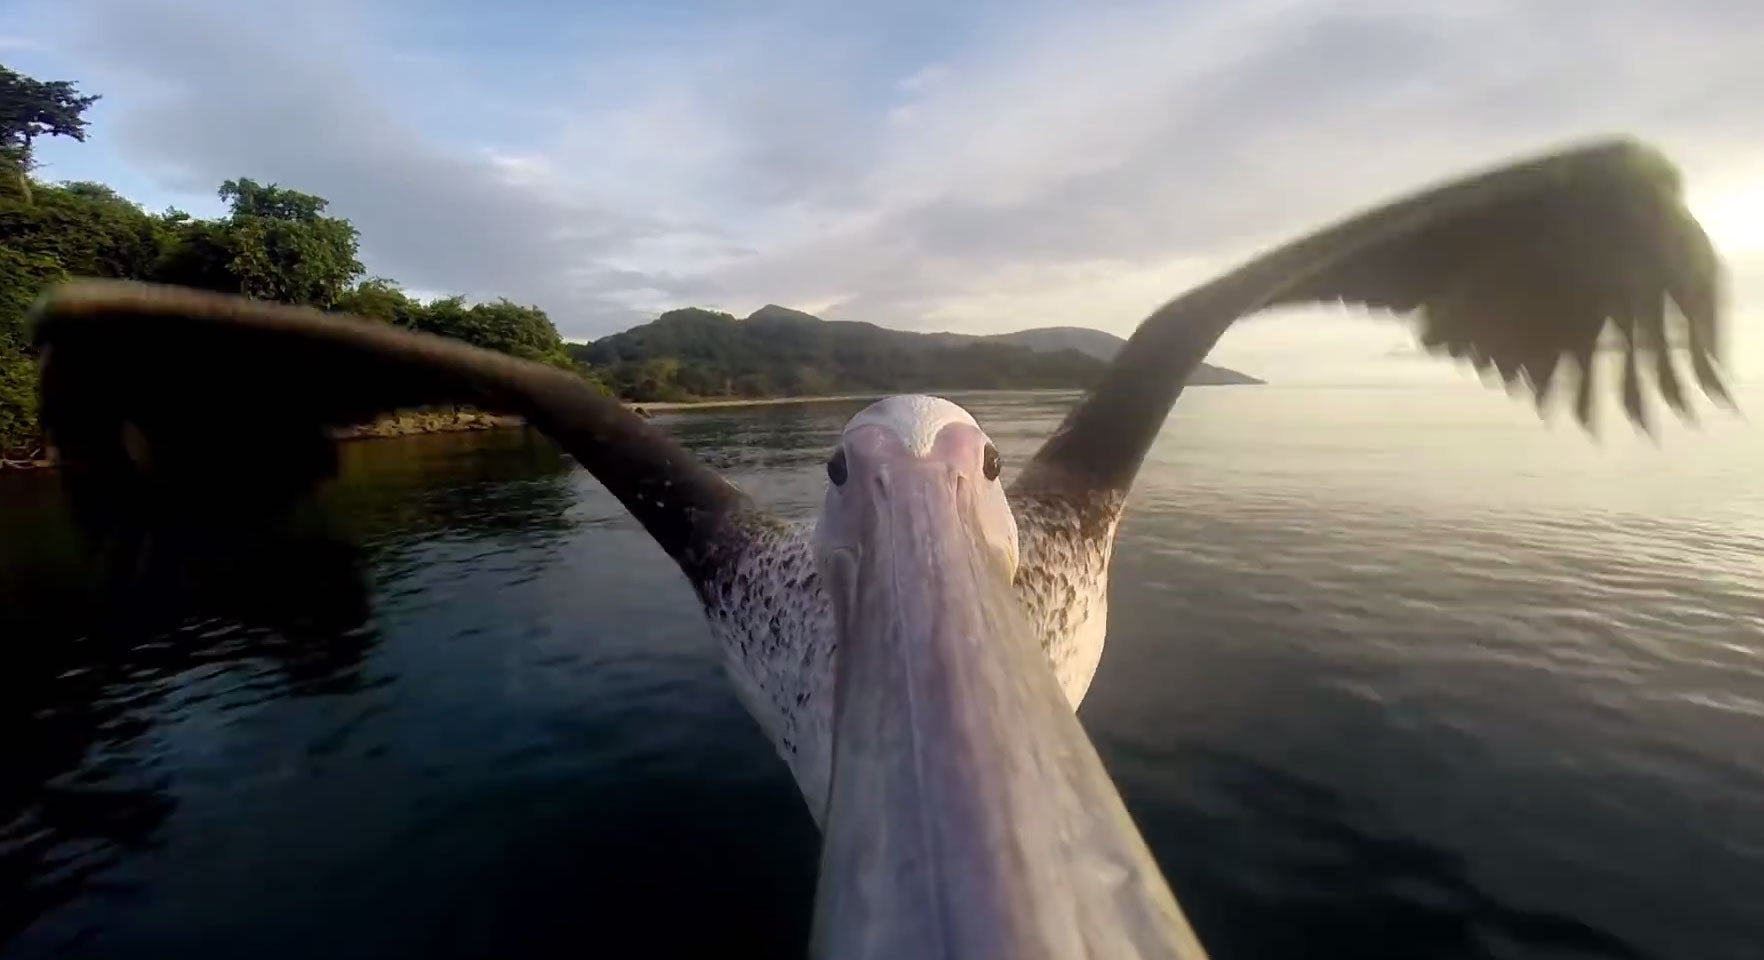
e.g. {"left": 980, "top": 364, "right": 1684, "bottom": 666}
{"left": 28, "top": 139, "right": 1730, "bottom": 958}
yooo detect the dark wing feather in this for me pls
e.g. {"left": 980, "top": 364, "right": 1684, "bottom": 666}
{"left": 29, "top": 280, "right": 755, "bottom": 583}
{"left": 1014, "top": 138, "right": 1730, "bottom": 501}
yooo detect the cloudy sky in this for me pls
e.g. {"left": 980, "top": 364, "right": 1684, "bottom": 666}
{"left": 6, "top": 0, "right": 1762, "bottom": 384}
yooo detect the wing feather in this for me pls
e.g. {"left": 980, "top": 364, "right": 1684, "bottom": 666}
{"left": 29, "top": 280, "right": 761, "bottom": 584}
{"left": 1015, "top": 138, "right": 1731, "bottom": 502}
{"left": 1007, "top": 140, "right": 1734, "bottom": 685}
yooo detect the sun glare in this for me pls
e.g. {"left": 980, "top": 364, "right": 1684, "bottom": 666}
{"left": 1692, "top": 182, "right": 1764, "bottom": 257}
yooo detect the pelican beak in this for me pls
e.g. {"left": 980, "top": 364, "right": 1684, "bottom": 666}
{"left": 813, "top": 456, "right": 1210, "bottom": 959}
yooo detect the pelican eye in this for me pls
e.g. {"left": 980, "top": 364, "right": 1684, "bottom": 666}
{"left": 827, "top": 447, "right": 848, "bottom": 486}
{"left": 982, "top": 443, "right": 1001, "bottom": 481}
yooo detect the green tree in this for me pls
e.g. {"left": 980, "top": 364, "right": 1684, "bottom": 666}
{"left": 410, "top": 293, "right": 469, "bottom": 340}
{"left": 457, "top": 298, "right": 576, "bottom": 365}
{"left": 149, "top": 214, "right": 240, "bottom": 293}
{"left": 218, "top": 178, "right": 329, "bottom": 222}
{"left": 0, "top": 65, "right": 100, "bottom": 203}
{"left": 401, "top": 294, "right": 577, "bottom": 369}
{"left": 333, "top": 277, "right": 426, "bottom": 327}
{"left": 1, "top": 181, "right": 164, "bottom": 280}
{"left": 218, "top": 178, "right": 362, "bottom": 307}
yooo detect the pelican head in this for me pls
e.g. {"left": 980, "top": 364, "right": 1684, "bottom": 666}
{"left": 806, "top": 395, "right": 1206, "bottom": 959}
{"left": 812, "top": 394, "right": 1018, "bottom": 582}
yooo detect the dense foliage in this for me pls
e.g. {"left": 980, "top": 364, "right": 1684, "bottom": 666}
{"left": 574, "top": 304, "right": 1110, "bottom": 403}
{"left": 0, "top": 66, "right": 595, "bottom": 458}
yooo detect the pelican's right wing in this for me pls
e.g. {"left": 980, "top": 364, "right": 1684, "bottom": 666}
{"left": 29, "top": 280, "right": 766, "bottom": 588}
{"left": 32, "top": 281, "right": 844, "bottom": 816}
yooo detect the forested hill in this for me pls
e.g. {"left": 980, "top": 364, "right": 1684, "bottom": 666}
{"left": 930, "top": 325, "right": 1263, "bottom": 381}
{"left": 572, "top": 305, "right": 1263, "bottom": 403}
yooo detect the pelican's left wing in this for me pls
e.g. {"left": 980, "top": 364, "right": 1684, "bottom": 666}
{"left": 1006, "top": 138, "right": 1733, "bottom": 702}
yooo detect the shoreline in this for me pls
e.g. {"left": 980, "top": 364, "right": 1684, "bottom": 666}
{"left": 0, "top": 398, "right": 871, "bottom": 473}
{"left": 328, "top": 410, "right": 527, "bottom": 441}
{"left": 0, "top": 410, "right": 533, "bottom": 473}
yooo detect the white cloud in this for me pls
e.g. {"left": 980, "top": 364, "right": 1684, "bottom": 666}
{"left": 895, "top": 64, "right": 950, "bottom": 95}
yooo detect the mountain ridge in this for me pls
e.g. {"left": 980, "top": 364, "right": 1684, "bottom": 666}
{"left": 925, "top": 324, "right": 1261, "bottom": 383}
{"left": 571, "top": 305, "right": 1262, "bottom": 402}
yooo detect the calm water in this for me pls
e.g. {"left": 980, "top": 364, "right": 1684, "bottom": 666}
{"left": 2, "top": 386, "right": 1761, "bottom": 959}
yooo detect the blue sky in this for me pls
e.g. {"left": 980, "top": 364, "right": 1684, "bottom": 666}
{"left": 4, "top": 0, "right": 1762, "bottom": 386}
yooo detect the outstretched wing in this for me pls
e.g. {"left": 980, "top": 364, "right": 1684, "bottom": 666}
{"left": 1019, "top": 137, "right": 1726, "bottom": 501}
{"left": 1006, "top": 138, "right": 1731, "bottom": 702}
{"left": 30, "top": 280, "right": 839, "bottom": 813}
{"left": 29, "top": 280, "right": 760, "bottom": 586}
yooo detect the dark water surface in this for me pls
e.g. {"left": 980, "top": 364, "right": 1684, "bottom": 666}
{"left": 2, "top": 387, "right": 1761, "bottom": 959}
